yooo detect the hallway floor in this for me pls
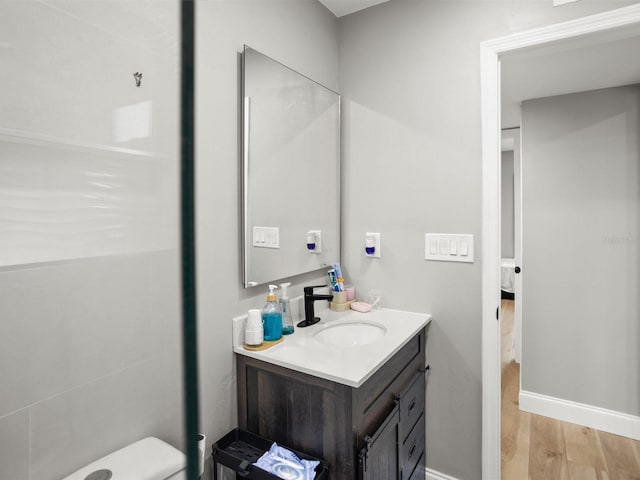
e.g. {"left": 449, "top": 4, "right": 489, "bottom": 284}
{"left": 500, "top": 300, "right": 640, "bottom": 480}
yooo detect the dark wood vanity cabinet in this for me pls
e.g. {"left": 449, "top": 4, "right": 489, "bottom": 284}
{"left": 236, "top": 326, "right": 429, "bottom": 480}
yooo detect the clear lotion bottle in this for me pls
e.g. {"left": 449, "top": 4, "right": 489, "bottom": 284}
{"left": 262, "top": 284, "right": 283, "bottom": 341}
{"left": 279, "top": 282, "right": 294, "bottom": 335}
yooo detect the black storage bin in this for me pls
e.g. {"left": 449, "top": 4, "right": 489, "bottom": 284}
{"left": 211, "top": 428, "right": 329, "bottom": 480}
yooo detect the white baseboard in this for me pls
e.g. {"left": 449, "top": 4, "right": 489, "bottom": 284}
{"left": 426, "top": 467, "right": 460, "bottom": 480}
{"left": 520, "top": 390, "right": 640, "bottom": 440}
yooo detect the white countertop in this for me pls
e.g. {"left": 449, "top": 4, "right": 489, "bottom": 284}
{"left": 232, "top": 307, "right": 431, "bottom": 388}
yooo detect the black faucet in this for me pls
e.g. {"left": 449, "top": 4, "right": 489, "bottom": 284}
{"left": 298, "top": 285, "right": 334, "bottom": 327}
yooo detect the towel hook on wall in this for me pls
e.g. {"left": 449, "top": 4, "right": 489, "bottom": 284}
{"left": 133, "top": 72, "right": 143, "bottom": 87}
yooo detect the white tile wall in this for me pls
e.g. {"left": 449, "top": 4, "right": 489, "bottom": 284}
{"left": 31, "top": 358, "right": 182, "bottom": 480}
{"left": 0, "top": 409, "right": 30, "bottom": 480}
{"left": 0, "top": 255, "right": 153, "bottom": 417}
{"left": 0, "top": 252, "right": 183, "bottom": 480}
{"left": 0, "top": 1, "right": 183, "bottom": 477}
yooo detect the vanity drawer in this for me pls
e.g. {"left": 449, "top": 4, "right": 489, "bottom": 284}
{"left": 399, "top": 370, "right": 425, "bottom": 442}
{"left": 358, "top": 330, "right": 425, "bottom": 445}
{"left": 400, "top": 414, "right": 425, "bottom": 480}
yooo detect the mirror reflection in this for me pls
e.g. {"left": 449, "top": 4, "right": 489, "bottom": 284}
{"left": 242, "top": 46, "right": 340, "bottom": 288}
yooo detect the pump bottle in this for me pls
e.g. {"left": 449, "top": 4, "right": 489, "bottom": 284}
{"left": 279, "top": 282, "right": 294, "bottom": 335}
{"left": 262, "top": 284, "right": 283, "bottom": 341}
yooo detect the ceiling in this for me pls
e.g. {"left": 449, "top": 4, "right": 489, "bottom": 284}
{"left": 318, "top": 0, "right": 640, "bottom": 128}
{"left": 318, "top": 0, "right": 390, "bottom": 17}
{"left": 501, "top": 23, "right": 640, "bottom": 128}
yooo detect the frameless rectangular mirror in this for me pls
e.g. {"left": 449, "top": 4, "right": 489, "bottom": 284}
{"left": 242, "top": 46, "right": 340, "bottom": 288}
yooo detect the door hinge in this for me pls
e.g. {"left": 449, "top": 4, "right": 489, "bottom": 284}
{"left": 496, "top": 306, "right": 500, "bottom": 320}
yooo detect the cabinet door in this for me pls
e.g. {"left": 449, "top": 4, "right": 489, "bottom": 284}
{"left": 407, "top": 452, "right": 426, "bottom": 480}
{"left": 358, "top": 404, "right": 400, "bottom": 480}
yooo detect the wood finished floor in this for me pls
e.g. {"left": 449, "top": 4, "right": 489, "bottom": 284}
{"left": 500, "top": 299, "right": 640, "bottom": 480}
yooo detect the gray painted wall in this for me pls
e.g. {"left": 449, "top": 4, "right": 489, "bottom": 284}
{"left": 338, "top": 1, "right": 638, "bottom": 478}
{"left": 521, "top": 85, "right": 639, "bottom": 416}
{"left": 502, "top": 151, "right": 515, "bottom": 259}
{"left": 195, "top": 1, "right": 338, "bottom": 478}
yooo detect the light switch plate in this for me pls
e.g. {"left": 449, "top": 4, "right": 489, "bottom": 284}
{"left": 425, "top": 233, "right": 474, "bottom": 263}
{"left": 253, "top": 226, "right": 280, "bottom": 249}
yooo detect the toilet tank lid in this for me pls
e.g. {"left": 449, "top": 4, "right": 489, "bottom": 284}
{"left": 61, "top": 437, "right": 186, "bottom": 480}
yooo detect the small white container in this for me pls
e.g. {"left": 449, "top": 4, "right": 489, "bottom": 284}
{"left": 245, "top": 308, "right": 264, "bottom": 346}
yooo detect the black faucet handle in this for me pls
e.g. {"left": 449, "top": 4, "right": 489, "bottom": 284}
{"left": 304, "top": 285, "right": 328, "bottom": 295}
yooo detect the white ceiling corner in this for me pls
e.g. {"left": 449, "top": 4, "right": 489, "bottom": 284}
{"left": 318, "top": 0, "right": 390, "bottom": 18}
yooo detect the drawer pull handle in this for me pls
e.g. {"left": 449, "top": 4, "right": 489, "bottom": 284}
{"left": 409, "top": 443, "right": 416, "bottom": 458}
{"left": 408, "top": 399, "right": 416, "bottom": 412}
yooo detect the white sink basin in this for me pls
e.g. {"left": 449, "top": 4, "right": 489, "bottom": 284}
{"left": 313, "top": 320, "right": 387, "bottom": 348}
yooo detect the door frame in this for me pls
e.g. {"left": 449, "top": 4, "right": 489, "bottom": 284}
{"left": 480, "top": 4, "right": 640, "bottom": 478}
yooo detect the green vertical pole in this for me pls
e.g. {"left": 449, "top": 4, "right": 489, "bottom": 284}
{"left": 180, "top": 1, "right": 200, "bottom": 479}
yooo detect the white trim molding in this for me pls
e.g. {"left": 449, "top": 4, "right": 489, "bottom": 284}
{"left": 426, "top": 467, "right": 461, "bottom": 480}
{"left": 481, "top": 4, "right": 640, "bottom": 54}
{"left": 520, "top": 390, "right": 640, "bottom": 441}
{"left": 480, "top": 38, "right": 502, "bottom": 480}
{"left": 480, "top": 3, "right": 640, "bottom": 479}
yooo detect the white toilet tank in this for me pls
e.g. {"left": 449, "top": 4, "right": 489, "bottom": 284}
{"left": 61, "top": 437, "right": 186, "bottom": 480}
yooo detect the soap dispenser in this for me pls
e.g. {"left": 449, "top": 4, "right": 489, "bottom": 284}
{"left": 262, "top": 284, "right": 283, "bottom": 341}
{"left": 279, "top": 282, "right": 294, "bottom": 335}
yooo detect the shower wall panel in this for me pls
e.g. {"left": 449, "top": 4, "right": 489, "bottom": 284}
{"left": 0, "top": 0, "right": 178, "bottom": 266}
{"left": 0, "top": 2, "right": 183, "bottom": 479}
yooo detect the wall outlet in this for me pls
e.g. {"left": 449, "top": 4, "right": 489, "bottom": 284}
{"left": 307, "top": 230, "right": 322, "bottom": 253}
{"left": 365, "top": 232, "right": 381, "bottom": 258}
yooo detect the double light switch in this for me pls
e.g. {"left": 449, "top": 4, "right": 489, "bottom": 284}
{"left": 253, "top": 226, "right": 280, "bottom": 249}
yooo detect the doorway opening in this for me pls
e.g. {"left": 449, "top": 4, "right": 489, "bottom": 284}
{"left": 481, "top": 4, "right": 640, "bottom": 478}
